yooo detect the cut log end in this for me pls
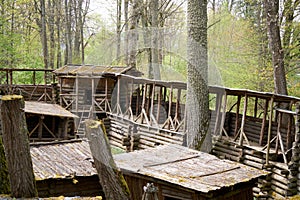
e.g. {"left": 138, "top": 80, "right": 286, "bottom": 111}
{"left": 1, "top": 95, "right": 23, "bottom": 101}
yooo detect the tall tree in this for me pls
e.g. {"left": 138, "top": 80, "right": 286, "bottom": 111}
{"left": 185, "top": 0, "right": 211, "bottom": 152}
{"left": 264, "top": 0, "right": 288, "bottom": 95}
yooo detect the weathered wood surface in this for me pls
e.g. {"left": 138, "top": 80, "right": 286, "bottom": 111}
{"left": 0, "top": 135, "right": 10, "bottom": 194}
{"left": 85, "top": 119, "right": 130, "bottom": 200}
{"left": 0, "top": 95, "right": 37, "bottom": 197}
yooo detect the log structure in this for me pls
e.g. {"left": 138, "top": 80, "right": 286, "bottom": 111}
{"left": 0, "top": 95, "right": 37, "bottom": 198}
{"left": 2, "top": 65, "right": 300, "bottom": 198}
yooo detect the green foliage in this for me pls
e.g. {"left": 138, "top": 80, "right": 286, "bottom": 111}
{"left": 208, "top": 10, "right": 274, "bottom": 92}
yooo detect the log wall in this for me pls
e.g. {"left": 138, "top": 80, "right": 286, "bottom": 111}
{"left": 106, "top": 114, "right": 184, "bottom": 152}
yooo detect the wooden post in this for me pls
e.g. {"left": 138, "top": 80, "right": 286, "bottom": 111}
{"left": 266, "top": 96, "right": 274, "bottom": 166}
{"left": 234, "top": 95, "right": 241, "bottom": 137}
{"left": 259, "top": 99, "right": 269, "bottom": 146}
{"left": 239, "top": 94, "right": 248, "bottom": 146}
{"left": 219, "top": 93, "right": 227, "bottom": 136}
{"left": 85, "top": 119, "right": 130, "bottom": 200}
{"left": 156, "top": 86, "right": 162, "bottom": 122}
{"left": 38, "top": 116, "right": 44, "bottom": 139}
{"left": 0, "top": 95, "right": 37, "bottom": 197}
{"left": 254, "top": 97, "right": 258, "bottom": 118}
{"left": 168, "top": 85, "right": 173, "bottom": 129}
{"left": 214, "top": 92, "right": 222, "bottom": 135}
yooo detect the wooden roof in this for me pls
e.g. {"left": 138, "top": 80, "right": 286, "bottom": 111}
{"left": 25, "top": 101, "right": 78, "bottom": 118}
{"left": 30, "top": 140, "right": 96, "bottom": 180}
{"left": 30, "top": 140, "right": 267, "bottom": 194}
{"left": 53, "top": 64, "right": 135, "bottom": 76}
{"left": 114, "top": 144, "right": 268, "bottom": 193}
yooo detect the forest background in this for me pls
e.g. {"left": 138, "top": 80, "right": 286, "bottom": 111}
{"left": 0, "top": 0, "right": 299, "bottom": 97}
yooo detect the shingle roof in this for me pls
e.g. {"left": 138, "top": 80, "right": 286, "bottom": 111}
{"left": 25, "top": 101, "right": 78, "bottom": 118}
{"left": 30, "top": 140, "right": 268, "bottom": 193}
{"left": 53, "top": 65, "right": 133, "bottom": 76}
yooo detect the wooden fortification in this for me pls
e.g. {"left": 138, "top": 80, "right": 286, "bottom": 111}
{"left": 1, "top": 65, "right": 300, "bottom": 199}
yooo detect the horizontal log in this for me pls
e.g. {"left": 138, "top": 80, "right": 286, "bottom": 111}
{"left": 139, "top": 138, "right": 155, "bottom": 147}
{"left": 214, "top": 141, "right": 243, "bottom": 153}
{"left": 242, "top": 159, "right": 263, "bottom": 169}
{"left": 108, "top": 130, "right": 127, "bottom": 140}
{"left": 271, "top": 173, "right": 289, "bottom": 185}
{"left": 211, "top": 150, "right": 240, "bottom": 162}
{"left": 138, "top": 127, "right": 183, "bottom": 142}
{"left": 138, "top": 143, "right": 153, "bottom": 150}
{"left": 212, "top": 145, "right": 242, "bottom": 157}
{"left": 109, "top": 140, "right": 126, "bottom": 150}
{"left": 243, "top": 154, "right": 265, "bottom": 164}
{"left": 138, "top": 130, "right": 182, "bottom": 145}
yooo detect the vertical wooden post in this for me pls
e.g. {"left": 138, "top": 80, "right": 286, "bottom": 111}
{"left": 105, "top": 78, "right": 108, "bottom": 112}
{"left": 59, "top": 77, "right": 63, "bottom": 106}
{"left": 266, "top": 96, "right": 274, "bottom": 166}
{"left": 168, "top": 85, "right": 173, "bottom": 129}
{"left": 150, "top": 83, "right": 155, "bottom": 124}
{"left": 219, "top": 93, "right": 227, "bottom": 136}
{"left": 234, "top": 95, "right": 241, "bottom": 137}
{"left": 254, "top": 97, "right": 258, "bottom": 118}
{"left": 239, "top": 94, "right": 248, "bottom": 146}
{"left": 259, "top": 99, "right": 269, "bottom": 146}
{"left": 85, "top": 119, "right": 130, "bottom": 200}
{"left": 175, "top": 88, "right": 181, "bottom": 120}
{"left": 0, "top": 95, "right": 37, "bottom": 197}
{"left": 75, "top": 75, "right": 79, "bottom": 113}
{"left": 38, "top": 116, "right": 44, "bottom": 139}
{"left": 91, "top": 78, "right": 95, "bottom": 115}
{"left": 156, "top": 86, "right": 162, "bottom": 122}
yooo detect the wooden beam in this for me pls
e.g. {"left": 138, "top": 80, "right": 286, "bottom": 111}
{"left": 234, "top": 95, "right": 241, "bottom": 137}
{"left": 259, "top": 99, "right": 269, "bottom": 146}
{"left": 266, "top": 96, "right": 274, "bottom": 165}
{"left": 239, "top": 94, "right": 248, "bottom": 145}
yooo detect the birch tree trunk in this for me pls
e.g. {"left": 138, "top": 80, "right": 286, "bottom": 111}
{"left": 85, "top": 119, "right": 130, "bottom": 200}
{"left": 0, "top": 95, "right": 37, "bottom": 198}
{"left": 185, "top": 0, "right": 211, "bottom": 152}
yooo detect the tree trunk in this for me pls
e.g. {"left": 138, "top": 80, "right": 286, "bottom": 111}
{"left": 40, "top": 0, "right": 49, "bottom": 69}
{"left": 85, "top": 119, "right": 131, "bottom": 200}
{"left": 116, "top": 0, "right": 122, "bottom": 62}
{"left": 185, "top": 0, "right": 211, "bottom": 152}
{"left": 0, "top": 95, "right": 37, "bottom": 198}
{"left": 128, "top": 0, "right": 140, "bottom": 69}
{"left": 0, "top": 136, "right": 10, "bottom": 194}
{"left": 264, "top": 0, "right": 288, "bottom": 95}
{"left": 149, "top": 0, "right": 160, "bottom": 80}
{"left": 48, "top": 0, "right": 55, "bottom": 69}
{"left": 56, "top": 0, "right": 62, "bottom": 68}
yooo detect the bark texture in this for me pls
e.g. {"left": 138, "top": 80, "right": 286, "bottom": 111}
{"left": 85, "top": 119, "right": 130, "bottom": 200}
{"left": 0, "top": 136, "right": 10, "bottom": 194}
{"left": 0, "top": 95, "right": 37, "bottom": 198}
{"left": 264, "top": 0, "right": 288, "bottom": 95}
{"left": 185, "top": 0, "right": 211, "bottom": 152}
